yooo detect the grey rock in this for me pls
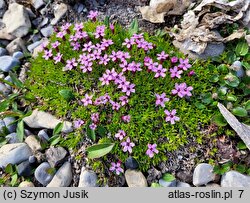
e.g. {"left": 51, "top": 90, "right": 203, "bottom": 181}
{"left": 25, "top": 135, "right": 42, "bottom": 152}
{"left": 125, "top": 169, "right": 148, "bottom": 187}
{"left": 230, "top": 61, "right": 244, "bottom": 78}
{"left": 13, "top": 51, "right": 24, "bottom": 60}
{"left": 19, "top": 181, "right": 35, "bottom": 187}
{"left": 173, "top": 40, "right": 225, "bottom": 59}
{"left": 40, "top": 17, "right": 49, "bottom": 28}
{"left": 0, "top": 83, "right": 11, "bottom": 96}
{"left": 193, "top": 163, "right": 217, "bottom": 186}
{"left": 0, "top": 28, "right": 15, "bottom": 40}
{"left": 27, "top": 40, "right": 43, "bottom": 53}
{"left": 17, "top": 160, "right": 32, "bottom": 176}
{"left": 45, "top": 146, "right": 67, "bottom": 168}
{"left": 31, "top": 33, "right": 42, "bottom": 43}
{"left": 41, "top": 25, "right": 53, "bottom": 37}
{"left": 38, "top": 129, "right": 50, "bottom": 141}
{"left": 3, "top": 117, "right": 16, "bottom": 133}
{"left": 78, "top": 167, "right": 98, "bottom": 187}
{"left": 125, "top": 157, "right": 139, "bottom": 170}
{"left": 74, "top": 3, "right": 84, "bottom": 14}
{"left": 40, "top": 7, "right": 48, "bottom": 16}
{"left": 32, "top": 17, "right": 43, "bottom": 27}
{"left": 221, "top": 171, "right": 250, "bottom": 187}
{"left": 0, "top": 0, "right": 6, "bottom": 18}
{"left": 0, "top": 47, "right": 7, "bottom": 56}
{"left": 0, "top": 119, "right": 6, "bottom": 133}
{"left": 6, "top": 133, "right": 20, "bottom": 144}
{"left": 0, "top": 143, "right": 33, "bottom": 168}
{"left": 159, "top": 179, "right": 177, "bottom": 187}
{"left": 2, "top": 3, "right": 31, "bottom": 38}
{"left": 28, "top": 155, "right": 37, "bottom": 164}
{"left": 51, "top": 3, "right": 68, "bottom": 25}
{"left": 206, "top": 183, "right": 221, "bottom": 187}
{"left": 25, "top": 7, "right": 36, "bottom": 19}
{"left": 4, "top": 75, "right": 12, "bottom": 83}
{"left": 23, "top": 109, "right": 73, "bottom": 133}
{"left": 32, "top": 0, "right": 45, "bottom": 10}
{"left": 176, "top": 181, "right": 191, "bottom": 187}
{"left": 218, "top": 103, "right": 250, "bottom": 151}
{"left": 47, "top": 162, "right": 72, "bottom": 187}
{"left": 35, "top": 162, "right": 55, "bottom": 186}
{"left": 0, "top": 56, "right": 20, "bottom": 72}
{"left": 6, "top": 38, "right": 27, "bottom": 55}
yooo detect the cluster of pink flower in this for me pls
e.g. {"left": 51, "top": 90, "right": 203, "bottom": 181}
{"left": 42, "top": 11, "right": 197, "bottom": 175}
{"left": 122, "top": 33, "right": 154, "bottom": 52}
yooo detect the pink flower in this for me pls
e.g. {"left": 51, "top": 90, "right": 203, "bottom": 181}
{"left": 51, "top": 41, "right": 61, "bottom": 49}
{"left": 153, "top": 64, "right": 166, "bottom": 78}
{"left": 109, "top": 23, "right": 115, "bottom": 33}
{"left": 64, "top": 58, "right": 78, "bottom": 71}
{"left": 188, "top": 70, "right": 195, "bottom": 77}
{"left": 56, "top": 31, "right": 67, "bottom": 39}
{"left": 91, "top": 113, "right": 99, "bottom": 124}
{"left": 110, "top": 162, "right": 124, "bottom": 175}
{"left": 43, "top": 49, "right": 53, "bottom": 60}
{"left": 82, "top": 42, "right": 95, "bottom": 52}
{"left": 155, "top": 93, "right": 169, "bottom": 107}
{"left": 178, "top": 58, "right": 191, "bottom": 71}
{"left": 53, "top": 53, "right": 63, "bottom": 64}
{"left": 99, "top": 73, "right": 111, "bottom": 86}
{"left": 121, "top": 137, "right": 135, "bottom": 153}
{"left": 122, "top": 38, "right": 135, "bottom": 49}
{"left": 87, "top": 10, "right": 98, "bottom": 21}
{"left": 81, "top": 94, "right": 93, "bottom": 106}
{"left": 89, "top": 123, "right": 97, "bottom": 130}
{"left": 71, "top": 42, "right": 81, "bottom": 51}
{"left": 61, "top": 23, "right": 71, "bottom": 32}
{"left": 99, "top": 54, "right": 110, "bottom": 65}
{"left": 172, "top": 83, "right": 193, "bottom": 98}
{"left": 164, "top": 109, "right": 180, "bottom": 124}
{"left": 119, "top": 96, "right": 129, "bottom": 106}
{"left": 115, "top": 130, "right": 126, "bottom": 140}
{"left": 122, "top": 83, "right": 135, "bottom": 96}
{"left": 74, "top": 119, "right": 85, "bottom": 129}
{"left": 170, "top": 66, "right": 183, "bottom": 79}
{"left": 110, "top": 101, "right": 121, "bottom": 111}
{"left": 94, "top": 25, "right": 106, "bottom": 39}
{"left": 171, "top": 56, "right": 179, "bottom": 63}
{"left": 157, "top": 51, "right": 169, "bottom": 61}
{"left": 146, "top": 144, "right": 159, "bottom": 158}
{"left": 74, "top": 23, "right": 84, "bottom": 32}
{"left": 121, "top": 115, "right": 131, "bottom": 123}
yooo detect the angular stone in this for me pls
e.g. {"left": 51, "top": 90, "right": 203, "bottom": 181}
{"left": 45, "top": 146, "right": 67, "bottom": 168}
{"left": 13, "top": 51, "right": 24, "bottom": 60}
{"left": 0, "top": 143, "right": 33, "bottom": 168}
{"left": 6, "top": 38, "right": 27, "bottom": 55}
{"left": 159, "top": 179, "right": 177, "bottom": 187}
{"left": 32, "top": 0, "right": 45, "bottom": 10}
{"left": 125, "top": 156, "right": 139, "bottom": 170}
{"left": 125, "top": 169, "right": 148, "bottom": 187}
{"left": 0, "top": 47, "right": 7, "bottom": 56}
{"left": 34, "top": 162, "right": 55, "bottom": 186}
{"left": 176, "top": 181, "right": 191, "bottom": 187}
{"left": 27, "top": 40, "right": 43, "bottom": 53}
{"left": 2, "top": 3, "right": 31, "bottom": 38}
{"left": 0, "top": 56, "right": 20, "bottom": 72}
{"left": 41, "top": 25, "right": 53, "bottom": 37}
{"left": 23, "top": 109, "right": 73, "bottom": 133}
{"left": 0, "top": 0, "right": 7, "bottom": 18}
{"left": 221, "top": 171, "right": 250, "bottom": 187}
{"left": 51, "top": 3, "right": 68, "bottom": 25}
{"left": 193, "top": 163, "right": 217, "bottom": 186}
{"left": 47, "top": 162, "right": 72, "bottom": 187}
{"left": 6, "top": 133, "right": 21, "bottom": 144}
{"left": 78, "top": 167, "right": 98, "bottom": 187}
{"left": 3, "top": 117, "right": 16, "bottom": 133}
{"left": 0, "top": 83, "right": 11, "bottom": 96}
{"left": 19, "top": 181, "right": 35, "bottom": 187}
{"left": 25, "top": 135, "right": 42, "bottom": 152}
{"left": 38, "top": 129, "right": 50, "bottom": 141}
{"left": 17, "top": 160, "right": 32, "bottom": 176}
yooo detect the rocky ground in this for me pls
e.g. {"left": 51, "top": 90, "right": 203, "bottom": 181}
{"left": 0, "top": 0, "right": 250, "bottom": 187}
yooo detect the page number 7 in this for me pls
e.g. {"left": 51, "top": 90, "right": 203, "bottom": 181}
{"left": 238, "top": 190, "right": 244, "bottom": 198}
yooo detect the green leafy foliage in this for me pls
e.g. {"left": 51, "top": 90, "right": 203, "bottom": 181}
{"left": 162, "top": 173, "right": 175, "bottom": 182}
{"left": 23, "top": 20, "right": 249, "bottom": 172}
{"left": 87, "top": 143, "right": 115, "bottom": 159}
